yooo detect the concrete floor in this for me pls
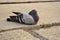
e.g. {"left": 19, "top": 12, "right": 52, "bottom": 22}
{"left": 0, "top": 2, "right": 60, "bottom": 40}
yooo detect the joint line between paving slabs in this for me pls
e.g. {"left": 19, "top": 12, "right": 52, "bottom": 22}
{"left": 0, "top": 1, "right": 60, "bottom": 4}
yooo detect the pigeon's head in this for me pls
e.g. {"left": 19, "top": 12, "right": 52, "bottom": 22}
{"left": 28, "top": 9, "right": 39, "bottom": 24}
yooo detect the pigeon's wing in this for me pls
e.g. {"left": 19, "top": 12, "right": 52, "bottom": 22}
{"left": 12, "top": 12, "right": 22, "bottom": 15}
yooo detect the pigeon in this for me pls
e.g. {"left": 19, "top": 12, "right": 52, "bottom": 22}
{"left": 7, "top": 9, "right": 39, "bottom": 25}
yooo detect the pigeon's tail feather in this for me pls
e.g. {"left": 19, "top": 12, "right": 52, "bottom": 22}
{"left": 12, "top": 12, "right": 21, "bottom": 15}
{"left": 7, "top": 16, "right": 19, "bottom": 22}
{"left": 10, "top": 16, "right": 16, "bottom": 19}
{"left": 7, "top": 18, "right": 11, "bottom": 21}
{"left": 7, "top": 16, "right": 16, "bottom": 22}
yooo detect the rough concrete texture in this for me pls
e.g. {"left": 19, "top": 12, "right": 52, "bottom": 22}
{"left": 0, "top": 2, "right": 60, "bottom": 40}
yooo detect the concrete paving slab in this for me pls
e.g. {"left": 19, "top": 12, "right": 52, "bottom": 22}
{"left": 0, "top": 2, "right": 60, "bottom": 40}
